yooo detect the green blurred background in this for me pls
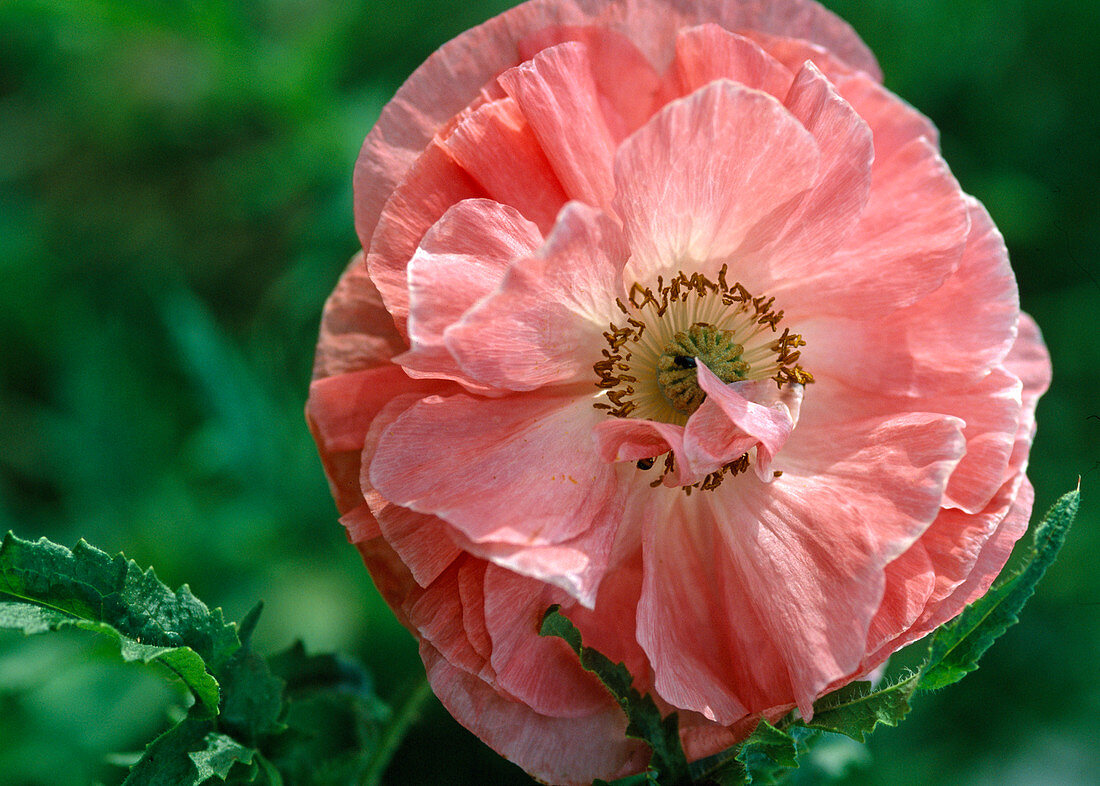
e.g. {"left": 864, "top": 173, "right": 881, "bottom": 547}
{"left": 0, "top": 0, "right": 1096, "bottom": 783}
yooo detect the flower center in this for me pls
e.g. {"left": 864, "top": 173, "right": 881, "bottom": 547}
{"left": 593, "top": 265, "right": 812, "bottom": 490}
{"left": 657, "top": 322, "right": 748, "bottom": 416}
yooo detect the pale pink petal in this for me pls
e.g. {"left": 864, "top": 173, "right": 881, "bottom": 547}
{"left": 940, "top": 370, "right": 1023, "bottom": 512}
{"left": 446, "top": 505, "right": 618, "bottom": 608}
{"left": 568, "top": 548, "right": 652, "bottom": 684}
{"left": 674, "top": 25, "right": 794, "bottom": 98}
{"left": 797, "top": 368, "right": 1022, "bottom": 515}
{"left": 865, "top": 542, "right": 936, "bottom": 653}
{"left": 306, "top": 365, "right": 436, "bottom": 514}
{"left": 803, "top": 197, "right": 1018, "bottom": 396}
{"left": 687, "top": 363, "right": 801, "bottom": 481}
{"left": 519, "top": 25, "right": 672, "bottom": 140}
{"left": 355, "top": 0, "right": 879, "bottom": 250}
{"left": 446, "top": 202, "right": 628, "bottom": 391}
{"left": 312, "top": 253, "right": 405, "bottom": 380}
{"left": 614, "top": 79, "right": 819, "bottom": 282}
{"left": 408, "top": 559, "right": 491, "bottom": 679}
{"left": 920, "top": 477, "right": 1033, "bottom": 632}
{"left": 456, "top": 559, "right": 493, "bottom": 665}
{"left": 339, "top": 504, "right": 382, "bottom": 544}
{"left": 498, "top": 42, "right": 618, "bottom": 210}
{"left": 352, "top": 536, "right": 420, "bottom": 631}
{"left": 482, "top": 565, "right": 610, "bottom": 717}
{"left": 371, "top": 393, "right": 616, "bottom": 546}
{"left": 643, "top": 409, "right": 963, "bottom": 720}
{"left": 758, "top": 62, "right": 873, "bottom": 272}
{"left": 593, "top": 417, "right": 703, "bottom": 486}
{"left": 773, "top": 136, "right": 969, "bottom": 319}
{"left": 835, "top": 73, "right": 939, "bottom": 162}
{"left": 1004, "top": 313, "right": 1052, "bottom": 443}
{"left": 365, "top": 492, "right": 463, "bottom": 589}
{"left": 397, "top": 198, "right": 543, "bottom": 390}
{"left": 657, "top": 1, "right": 880, "bottom": 79}
{"left": 440, "top": 98, "right": 569, "bottom": 233}
{"left": 740, "top": 30, "right": 864, "bottom": 83}
{"left": 359, "top": 392, "right": 465, "bottom": 587}
{"left": 779, "top": 412, "right": 968, "bottom": 549}
{"left": 367, "top": 141, "right": 485, "bottom": 334}
{"left": 421, "top": 641, "right": 648, "bottom": 786}
{"left": 865, "top": 475, "right": 1033, "bottom": 666}
{"left": 307, "top": 366, "right": 412, "bottom": 454}
{"left": 638, "top": 492, "right": 786, "bottom": 722}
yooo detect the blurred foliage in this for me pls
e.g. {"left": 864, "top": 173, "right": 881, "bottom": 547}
{"left": 0, "top": 0, "right": 1096, "bottom": 784}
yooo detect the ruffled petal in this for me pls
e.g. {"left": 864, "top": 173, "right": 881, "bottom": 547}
{"left": 686, "top": 371, "right": 801, "bottom": 480}
{"left": 757, "top": 62, "right": 873, "bottom": 274}
{"left": 637, "top": 492, "right": 784, "bottom": 722}
{"left": 482, "top": 565, "right": 610, "bottom": 716}
{"left": 773, "top": 136, "right": 969, "bottom": 319}
{"left": 359, "top": 393, "right": 465, "bottom": 587}
{"left": 803, "top": 197, "right": 1018, "bottom": 397}
{"left": 519, "top": 25, "right": 672, "bottom": 140}
{"left": 408, "top": 558, "right": 493, "bottom": 679}
{"left": 865, "top": 475, "right": 1033, "bottom": 666}
{"left": 614, "top": 79, "right": 819, "bottom": 282}
{"left": 642, "top": 408, "right": 963, "bottom": 720}
{"left": 1004, "top": 313, "right": 1052, "bottom": 449}
{"left": 367, "top": 141, "right": 485, "bottom": 333}
{"left": 397, "top": 198, "right": 543, "bottom": 390}
{"left": 371, "top": 393, "right": 617, "bottom": 547}
{"left": 835, "top": 73, "right": 939, "bottom": 162}
{"left": 673, "top": 25, "right": 794, "bottom": 99}
{"left": 307, "top": 365, "right": 441, "bottom": 513}
{"left": 446, "top": 202, "right": 628, "bottom": 391}
{"left": 498, "top": 42, "right": 619, "bottom": 211}
{"left": 741, "top": 30, "right": 862, "bottom": 81}
{"left": 355, "top": 0, "right": 879, "bottom": 250}
{"left": 421, "top": 641, "right": 647, "bottom": 786}
{"left": 312, "top": 252, "right": 405, "bottom": 380}
{"left": 440, "top": 97, "right": 569, "bottom": 233}
{"left": 445, "top": 504, "right": 618, "bottom": 608}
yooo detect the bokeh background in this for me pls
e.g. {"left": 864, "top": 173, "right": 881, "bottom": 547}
{"left": 1, "top": 0, "right": 1097, "bottom": 784}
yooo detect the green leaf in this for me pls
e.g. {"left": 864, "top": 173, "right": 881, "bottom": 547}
{"left": 919, "top": 486, "right": 1080, "bottom": 690}
{"left": 360, "top": 676, "right": 432, "bottom": 786}
{"left": 218, "top": 604, "right": 287, "bottom": 745}
{"left": 264, "top": 640, "right": 391, "bottom": 786}
{"left": 121, "top": 713, "right": 218, "bottom": 786}
{"left": 189, "top": 732, "right": 255, "bottom": 781}
{"left": 0, "top": 531, "right": 240, "bottom": 713}
{"left": 801, "top": 676, "right": 917, "bottom": 742}
{"left": 540, "top": 605, "right": 692, "bottom": 786}
{"left": 734, "top": 720, "right": 799, "bottom": 785}
{"left": 690, "top": 720, "right": 801, "bottom": 786}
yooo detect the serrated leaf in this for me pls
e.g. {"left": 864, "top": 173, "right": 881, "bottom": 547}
{"left": 735, "top": 720, "right": 799, "bottom": 785}
{"left": 689, "top": 720, "right": 799, "bottom": 786}
{"left": 540, "top": 606, "right": 691, "bottom": 786}
{"left": 0, "top": 532, "right": 240, "bottom": 713}
{"left": 189, "top": 732, "right": 255, "bottom": 781}
{"left": 801, "top": 676, "right": 916, "bottom": 742}
{"left": 122, "top": 713, "right": 217, "bottom": 786}
{"left": 266, "top": 641, "right": 390, "bottom": 786}
{"left": 919, "top": 487, "right": 1079, "bottom": 690}
{"left": 218, "top": 604, "right": 286, "bottom": 745}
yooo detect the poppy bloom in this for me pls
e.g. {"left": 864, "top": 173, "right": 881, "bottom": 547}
{"left": 307, "top": 0, "right": 1051, "bottom": 782}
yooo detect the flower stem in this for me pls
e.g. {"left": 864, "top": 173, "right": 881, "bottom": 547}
{"left": 360, "top": 675, "right": 434, "bottom": 786}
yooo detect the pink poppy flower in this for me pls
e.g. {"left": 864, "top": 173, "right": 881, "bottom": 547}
{"left": 307, "top": 0, "right": 1051, "bottom": 783}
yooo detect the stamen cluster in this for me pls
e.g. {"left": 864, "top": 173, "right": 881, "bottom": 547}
{"left": 592, "top": 265, "right": 811, "bottom": 492}
{"left": 594, "top": 265, "right": 813, "bottom": 422}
